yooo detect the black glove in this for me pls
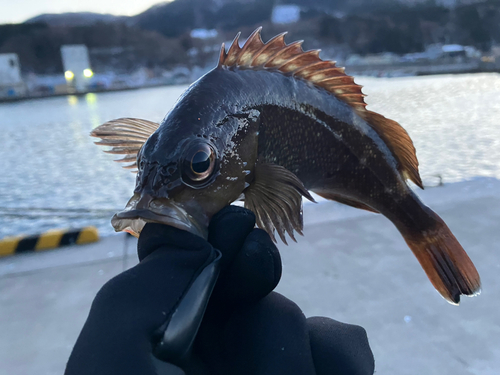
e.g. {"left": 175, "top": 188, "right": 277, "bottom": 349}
{"left": 65, "top": 206, "right": 374, "bottom": 375}
{"left": 195, "top": 206, "right": 374, "bottom": 375}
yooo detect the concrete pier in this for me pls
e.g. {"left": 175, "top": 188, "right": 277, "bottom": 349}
{"left": 1, "top": 178, "right": 499, "bottom": 375}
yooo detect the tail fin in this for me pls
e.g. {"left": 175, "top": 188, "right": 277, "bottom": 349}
{"left": 403, "top": 215, "right": 481, "bottom": 304}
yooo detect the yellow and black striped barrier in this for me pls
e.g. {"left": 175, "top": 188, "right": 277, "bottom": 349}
{"left": 0, "top": 227, "right": 99, "bottom": 257}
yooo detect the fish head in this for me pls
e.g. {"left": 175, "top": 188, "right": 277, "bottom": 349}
{"left": 111, "top": 103, "right": 261, "bottom": 239}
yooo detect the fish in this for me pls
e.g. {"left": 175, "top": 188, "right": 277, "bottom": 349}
{"left": 91, "top": 28, "right": 480, "bottom": 304}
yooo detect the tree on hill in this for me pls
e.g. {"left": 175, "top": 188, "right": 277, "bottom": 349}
{"left": 0, "top": 23, "right": 189, "bottom": 74}
{"left": 133, "top": 0, "right": 275, "bottom": 37}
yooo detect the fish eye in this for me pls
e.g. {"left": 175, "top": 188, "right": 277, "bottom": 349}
{"left": 182, "top": 143, "right": 217, "bottom": 187}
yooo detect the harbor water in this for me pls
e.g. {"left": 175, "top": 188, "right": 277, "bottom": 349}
{"left": 1, "top": 73, "right": 499, "bottom": 238}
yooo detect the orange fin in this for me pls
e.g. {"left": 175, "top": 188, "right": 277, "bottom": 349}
{"left": 359, "top": 111, "right": 423, "bottom": 189}
{"left": 219, "top": 28, "right": 423, "bottom": 189}
{"left": 313, "top": 190, "right": 379, "bottom": 214}
{"left": 90, "top": 118, "right": 159, "bottom": 172}
{"left": 403, "top": 215, "right": 481, "bottom": 304}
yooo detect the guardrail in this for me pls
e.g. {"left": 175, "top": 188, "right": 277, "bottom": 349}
{"left": 0, "top": 227, "right": 99, "bottom": 257}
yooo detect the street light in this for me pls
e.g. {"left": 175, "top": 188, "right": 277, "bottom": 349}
{"left": 83, "top": 69, "right": 94, "bottom": 78}
{"left": 65, "top": 71, "right": 74, "bottom": 80}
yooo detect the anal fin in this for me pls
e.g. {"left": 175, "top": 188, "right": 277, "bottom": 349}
{"left": 313, "top": 190, "right": 379, "bottom": 214}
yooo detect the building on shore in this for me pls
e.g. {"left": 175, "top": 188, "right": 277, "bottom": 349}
{"left": 190, "top": 29, "right": 218, "bottom": 39}
{"left": 60, "top": 45, "right": 93, "bottom": 93}
{"left": 271, "top": 4, "right": 301, "bottom": 24}
{"left": 0, "top": 53, "right": 26, "bottom": 98}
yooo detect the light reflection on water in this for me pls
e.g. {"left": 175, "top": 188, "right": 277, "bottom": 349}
{"left": 0, "top": 74, "right": 499, "bottom": 238}
{"left": 358, "top": 74, "right": 500, "bottom": 184}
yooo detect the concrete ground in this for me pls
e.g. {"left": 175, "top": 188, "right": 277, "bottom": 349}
{"left": 1, "top": 178, "right": 499, "bottom": 375}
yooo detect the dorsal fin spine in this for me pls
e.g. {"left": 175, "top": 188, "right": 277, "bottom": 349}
{"left": 218, "top": 28, "right": 423, "bottom": 188}
{"left": 279, "top": 50, "right": 322, "bottom": 73}
{"left": 236, "top": 27, "right": 264, "bottom": 66}
{"left": 224, "top": 32, "right": 242, "bottom": 66}
{"left": 250, "top": 32, "right": 288, "bottom": 66}
{"left": 265, "top": 41, "right": 304, "bottom": 68}
{"left": 293, "top": 62, "right": 337, "bottom": 78}
{"left": 217, "top": 43, "right": 227, "bottom": 68}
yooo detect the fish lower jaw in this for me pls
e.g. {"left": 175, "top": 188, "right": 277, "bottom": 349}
{"left": 111, "top": 209, "right": 208, "bottom": 239}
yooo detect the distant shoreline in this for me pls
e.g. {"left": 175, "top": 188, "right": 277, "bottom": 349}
{"left": 2, "top": 67, "right": 499, "bottom": 104}
{"left": 346, "top": 61, "right": 499, "bottom": 78}
{"left": 0, "top": 83, "right": 156, "bottom": 104}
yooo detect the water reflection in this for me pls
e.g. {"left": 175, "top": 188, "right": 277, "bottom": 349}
{"left": 67, "top": 95, "right": 78, "bottom": 106}
{"left": 0, "top": 75, "right": 499, "bottom": 238}
{"left": 358, "top": 73, "right": 500, "bottom": 184}
{"left": 85, "top": 93, "right": 97, "bottom": 105}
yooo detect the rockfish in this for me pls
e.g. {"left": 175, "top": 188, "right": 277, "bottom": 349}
{"left": 91, "top": 28, "right": 480, "bottom": 304}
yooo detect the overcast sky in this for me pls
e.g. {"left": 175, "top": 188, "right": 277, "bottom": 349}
{"left": 0, "top": 0, "right": 172, "bottom": 24}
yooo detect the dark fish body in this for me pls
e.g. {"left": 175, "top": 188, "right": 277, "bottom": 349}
{"left": 177, "top": 68, "right": 439, "bottom": 236}
{"left": 91, "top": 28, "right": 480, "bottom": 304}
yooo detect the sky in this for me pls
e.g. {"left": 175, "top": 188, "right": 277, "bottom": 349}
{"left": 0, "top": 0, "right": 173, "bottom": 24}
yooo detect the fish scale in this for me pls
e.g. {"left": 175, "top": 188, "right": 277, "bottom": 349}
{"left": 256, "top": 105, "right": 350, "bottom": 182}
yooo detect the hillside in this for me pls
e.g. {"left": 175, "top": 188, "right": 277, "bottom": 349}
{"left": 0, "top": 0, "right": 498, "bottom": 74}
{"left": 25, "top": 12, "right": 125, "bottom": 27}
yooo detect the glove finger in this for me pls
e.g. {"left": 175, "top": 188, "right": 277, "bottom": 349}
{"left": 197, "top": 292, "right": 317, "bottom": 375}
{"left": 68, "top": 231, "right": 215, "bottom": 375}
{"left": 212, "top": 228, "right": 282, "bottom": 306}
{"left": 138, "top": 223, "right": 208, "bottom": 261}
{"left": 307, "top": 317, "right": 375, "bottom": 375}
{"left": 208, "top": 205, "right": 256, "bottom": 270}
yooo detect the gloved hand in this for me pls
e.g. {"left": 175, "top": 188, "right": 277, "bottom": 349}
{"left": 65, "top": 206, "right": 375, "bottom": 375}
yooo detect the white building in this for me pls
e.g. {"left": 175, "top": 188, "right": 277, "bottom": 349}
{"left": 271, "top": 5, "right": 301, "bottom": 24}
{"left": 0, "top": 53, "right": 26, "bottom": 98}
{"left": 60, "top": 45, "right": 93, "bottom": 92}
{"left": 190, "top": 29, "right": 218, "bottom": 39}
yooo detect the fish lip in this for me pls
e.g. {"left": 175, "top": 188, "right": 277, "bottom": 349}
{"left": 111, "top": 204, "right": 208, "bottom": 239}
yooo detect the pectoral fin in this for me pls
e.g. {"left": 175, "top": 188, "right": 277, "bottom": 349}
{"left": 243, "top": 163, "right": 315, "bottom": 244}
{"left": 90, "top": 118, "right": 159, "bottom": 172}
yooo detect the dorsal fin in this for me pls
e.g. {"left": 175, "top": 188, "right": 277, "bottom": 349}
{"left": 218, "top": 28, "right": 423, "bottom": 189}
{"left": 90, "top": 118, "right": 159, "bottom": 172}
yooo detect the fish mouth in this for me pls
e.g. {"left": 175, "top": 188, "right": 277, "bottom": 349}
{"left": 111, "top": 194, "right": 208, "bottom": 239}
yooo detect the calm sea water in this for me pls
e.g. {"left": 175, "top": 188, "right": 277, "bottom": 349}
{"left": 1, "top": 73, "right": 499, "bottom": 238}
